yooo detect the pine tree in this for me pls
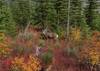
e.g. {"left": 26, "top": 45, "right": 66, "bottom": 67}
{"left": 33, "top": 0, "right": 47, "bottom": 28}
{"left": 34, "top": 0, "right": 57, "bottom": 29}
{"left": 0, "top": 0, "right": 16, "bottom": 36}
{"left": 70, "top": 0, "right": 90, "bottom": 38}
{"left": 29, "top": 0, "right": 37, "bottom": 24}
{"left": 70, "top": 0, "right": 83, "bottom": 27}
{"left": 85, "top": 0, "right": 99, "bottom": 30}
{"left": 10, "top": 0, "right": 31, "bottom": 30}
{"left": 54, "top": 0, "right": 68, "bottom": 27}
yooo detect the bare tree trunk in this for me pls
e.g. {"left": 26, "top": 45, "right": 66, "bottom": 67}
{"left": 24, "top": 0, "right": 32, "bottom": 34}
{"left": 67, "top": 0, "right": 71, "bottom": 39}
{"left": 24, "top": 22, "right": 31, "bottom": 34}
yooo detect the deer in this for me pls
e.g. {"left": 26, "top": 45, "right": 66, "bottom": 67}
{"left": 41, "top": 28, "right": 58, "bottom": 40}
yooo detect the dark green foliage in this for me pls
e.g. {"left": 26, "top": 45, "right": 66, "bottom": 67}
{"left": 69, "top": 0, "right": 91, "bottom": 38}
{"left": 34, "top": 0, "right": 57, "bottom": 29}
{"left": 10, "top": 0, "right": 31, "bottom": 30}
{"left": 93, "top": 13, "right": 100, "bottom": 31}
{"left": 0, "top": 0, "right": 100, "bottom": 37}
{"left": 0, "top": 0, "right": 16, "bottom": 36}
{"left": 29, "top": 0, "right": 36, "bottom": 24}
{"left": 85, "top": 0, "right": 99, "bottom": 30}
{"left": 54, "top": 0, "right": 68, "bottom": 27}
{"left": 33, "top": 0, "right": 48, "bottom": 27}
{"left": 70, "top": 0, "right": 84, "bottom": 27}
{"left": 41, "top": 51, "right": 53, "bottom": 65}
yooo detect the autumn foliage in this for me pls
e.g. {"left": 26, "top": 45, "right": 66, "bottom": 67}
{"left": 0, "top": 28, "right": 100, "bottom": 71}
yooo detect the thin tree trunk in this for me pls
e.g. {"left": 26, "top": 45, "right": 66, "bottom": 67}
{"left": 24, "top": 22, "right": 31, "bottom": 34}
{"left": 24, "top": 0, "right": 32, "bottom": 34}
{"left": 67, "top": 0, "right": 71, "bottom": 39}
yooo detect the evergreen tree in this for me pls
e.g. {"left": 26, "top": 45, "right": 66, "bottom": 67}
{"left": 70, "top": 0, "right": 84, "bottom": 27}
{"left": 29, "top": 0, "right": 37, "bottom": 24}
{"left": 34, "top": 0, "right": 47, "bottom": 28}
{"left": 0, "top": 0, "right": 16, "bottom": 36}
{"left": 70, "top": 0, "right": 90, "bottom": 37}
{"left": 10, "top": 0, "right": 31, "bottom": 30}
{"left": 86, "top": 0, "right": 99, "bottom": 30}
{"left": 34, "top": 0, "right": 57, "bottom": 29}
{"left": 54, "top": 0, "right": 68, "bottom": 27}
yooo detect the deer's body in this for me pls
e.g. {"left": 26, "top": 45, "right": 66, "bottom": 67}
{"left": 42, "top": 28, "right": 58, "bottom": 40}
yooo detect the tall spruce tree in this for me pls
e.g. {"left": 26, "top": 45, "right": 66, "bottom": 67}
{"left": 54, "top": 0, "right": 68, "bottom": 27}
{"left": 86, "top": 0, "right": 99, "bottom": 30}
{"left": 33, "top": 0, "right": 47, "bottom": 28}
{"left": 0, "top": 0, "right": 16, "bottom": 36}
{"left": 69, "top": 0, "right": 90, "bottom": 37}
{"left": 29, "top": 0, "right": 37, "bottom": 24}
{"left": 10, "top": 0, "right": 31, "bottom": 30}
{"left": 34, "top": 0, "right": 57, "bottom": 29}
{"left": 70, "top": 0, "right": 84, "bottom": 27}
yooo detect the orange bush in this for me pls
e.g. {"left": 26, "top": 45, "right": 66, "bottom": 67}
{"left": 70, "top": 27, "right": 81, "bottom": 42}
{"left": 79, "top": 31, "right": 100, "bottom": 66}
{"left": 11, "top": 55, "right": 42, "bottom": 71}
{"left": 0, "top": 36, "right": 12, "bottom": 58}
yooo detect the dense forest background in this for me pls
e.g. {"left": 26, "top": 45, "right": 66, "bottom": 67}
{"left": 0, "top": 0, "right": 100, "bottom": 37}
